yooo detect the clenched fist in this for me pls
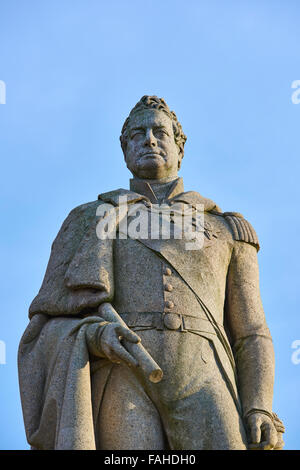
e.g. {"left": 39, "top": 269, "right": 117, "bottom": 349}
{"left": 246, "top": 411, "right": 278, "bottom": 450}
{"left": 86, "top": 321, "right": 141, "bottom": 368}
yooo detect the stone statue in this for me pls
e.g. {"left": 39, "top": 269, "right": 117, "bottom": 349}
{"left": 18, "top": 95, "right": 285, "bottom": 450}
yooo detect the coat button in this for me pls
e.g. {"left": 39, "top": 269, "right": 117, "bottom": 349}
{"left": 165, "top": 300, "right": 174, "bottom": 309}
{"left": 164, "top": 283, "right": 173, "bottom": 292}
{"left": 164, "top": 313, "right": 181, "bottom": 330}
{"left": 164, "top": 267, "right": 172, "bottom": 276}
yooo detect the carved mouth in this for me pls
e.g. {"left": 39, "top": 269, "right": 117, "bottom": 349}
{"left": 141, "top": 152, "right": 164, "bottom": 158}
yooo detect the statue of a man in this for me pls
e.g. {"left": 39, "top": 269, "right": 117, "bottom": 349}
{"left": 18, "top": 96, "right": 284, "bottom": 450}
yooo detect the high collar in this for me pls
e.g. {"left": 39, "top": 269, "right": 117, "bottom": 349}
{"left": 129, "top": 177, "right": 184, "bottom": 203}
{"left": 98, "top": 178, "right": 221, "bottom": 212}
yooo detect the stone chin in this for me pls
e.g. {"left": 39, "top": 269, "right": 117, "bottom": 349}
{"left": 129, "top": 156, "right": 170, "bottom": 179}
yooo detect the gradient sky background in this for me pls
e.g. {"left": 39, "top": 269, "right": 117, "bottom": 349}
{"left": 0, "top": 0, "right": 299, "bottom": 450}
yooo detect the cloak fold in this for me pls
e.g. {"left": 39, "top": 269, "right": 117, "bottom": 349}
{"left": 18, "top": 313, "right": 111, "bottom": 449}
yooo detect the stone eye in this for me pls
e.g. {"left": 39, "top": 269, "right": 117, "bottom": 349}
{"left": 131, "top": 130, "right": 144, "bottom": 139}
{"left": 155, "top": 129, "right": 168, "bottom": 138}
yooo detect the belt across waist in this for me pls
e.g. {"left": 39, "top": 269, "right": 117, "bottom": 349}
{"left": 119, "top": 311, "right": 220, "bottom": 334}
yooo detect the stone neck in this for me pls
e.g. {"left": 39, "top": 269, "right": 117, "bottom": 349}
{"left": 129, "top": 176, "right": 184, "bottom": 203}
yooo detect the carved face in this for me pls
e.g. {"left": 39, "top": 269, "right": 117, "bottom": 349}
{"left": 124, "top": 109, "right": 181, "bottom": 179}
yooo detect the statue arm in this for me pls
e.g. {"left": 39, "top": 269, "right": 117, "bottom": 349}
{"left": 225, "top": 241, "right": 275, "bottom": 418}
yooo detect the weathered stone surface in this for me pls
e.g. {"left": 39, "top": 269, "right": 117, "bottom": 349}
{"left": 18, "top": 95, "right": 284, "bottom": 450}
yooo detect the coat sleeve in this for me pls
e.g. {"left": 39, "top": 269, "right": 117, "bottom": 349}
{"left": 225, "top": 240, "right": 275, "bottom": 416}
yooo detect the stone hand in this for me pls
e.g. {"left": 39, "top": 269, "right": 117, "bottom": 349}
{"left": 86, "top": 321, "right": 141, "bottom": 368}
{"left": 246, "top": 412, "right": 278, "bottom": 450}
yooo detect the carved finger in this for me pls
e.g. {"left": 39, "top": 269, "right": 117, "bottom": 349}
{"left": 261, "top": 422, "right": 277, "bottom": 450}
{"left": 100, "top": 339, "right": 122, "bottom": 363}
{"left": 108, "top": 341, "right": 139, "bottom": 367}
{"left": 250, "top": 420, "right": 261, "bottom": 446}
{"left": 116, "top": 325, "right": 141, "bottom": 343}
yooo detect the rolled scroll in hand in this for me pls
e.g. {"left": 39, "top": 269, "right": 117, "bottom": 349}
{"left": 98, "top": 302, "right": 163, "bottom": 383}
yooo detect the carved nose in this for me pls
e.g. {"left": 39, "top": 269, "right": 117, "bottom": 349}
{"left": 145, "top": 131, "right": 157, "bottom": 147}
{"left": 145, "top": 139, "right": 156, "bottom": 147}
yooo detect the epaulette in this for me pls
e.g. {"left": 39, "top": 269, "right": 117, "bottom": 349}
{"left": 222, "top": 211, "right": 260, "bottom": 251}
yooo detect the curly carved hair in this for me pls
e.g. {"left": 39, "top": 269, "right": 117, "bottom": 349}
{"left": 120, "top": 96, "right": 187, "bottom": 164}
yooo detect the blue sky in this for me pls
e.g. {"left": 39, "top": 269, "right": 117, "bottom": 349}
{"left": 0, "top": 0, "right": 299, "bottom": 450}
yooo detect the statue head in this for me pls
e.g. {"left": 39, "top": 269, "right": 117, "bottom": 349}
{"left": 120, "top": 96, "right": 187, "bottom": 179}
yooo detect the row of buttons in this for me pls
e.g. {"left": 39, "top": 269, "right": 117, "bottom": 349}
{"left": 164, "top": 266, "right": 174, "bottom": 310}
{"left": 163, "top": 265, "right": 183, "bottom": 329}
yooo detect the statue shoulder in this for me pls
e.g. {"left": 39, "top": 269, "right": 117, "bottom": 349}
{"left": 172, "top": 190, "right": 259, "bottom": 250}
{"left": 211, "top": 210, "right": 260, "bottom": 251}
{"left": 67, "top": 199, "right": 100, "bottom": 218}
{"left": 51, "top": 199, "right": 100, "bottom": 249}
{"left": 98, "top": 188, "right": 147, "bottom": 206}
{"left": 172, "top": 190, "right": 222, "bottom": 212}
{"left": 57, "top": 193, "right": 122, "bottom": 239}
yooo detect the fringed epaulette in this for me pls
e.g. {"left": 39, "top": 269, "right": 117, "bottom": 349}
{"left": 222, "top": 212, "right": 260, "bottom": 251}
